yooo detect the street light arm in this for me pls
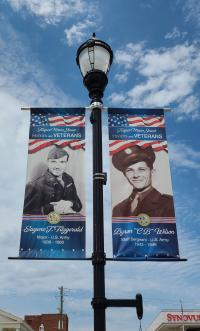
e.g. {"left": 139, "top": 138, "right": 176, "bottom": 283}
{"left": 91, "top": 293, "right": 143, "bottom": 320}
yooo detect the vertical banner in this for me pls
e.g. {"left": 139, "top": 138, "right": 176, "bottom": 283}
{"left": 108, "top": 108, "right": 179, "bottom": 259}
{"left": 19, "top": 108, "right": 86, "bottom": 259}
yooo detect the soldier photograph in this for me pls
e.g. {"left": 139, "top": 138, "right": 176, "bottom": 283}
{"left": 112, "top": 145, "right": 175, "bottom": 217}
{"left": 23, "top": 145, "right": 82, "bottom": 215}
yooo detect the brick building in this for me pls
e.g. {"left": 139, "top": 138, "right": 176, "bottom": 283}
{"left": 25, "top": 314, "right": 68, "bottom": 331}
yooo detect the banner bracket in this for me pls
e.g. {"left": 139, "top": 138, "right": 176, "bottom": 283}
{"left": 8, "top": 256, "right": 187, "bottom": 261}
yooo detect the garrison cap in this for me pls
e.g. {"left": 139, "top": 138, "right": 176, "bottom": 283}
{"left": 112, "top": 145, "right": 155, "bottom": 172}
{"left": 47, "top": 145, "right": 69, "bottom": 160}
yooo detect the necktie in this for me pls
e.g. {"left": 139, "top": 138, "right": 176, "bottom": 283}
{"left": 130, "top": 193, "right": 140, "bottom": 214}
{"left": 57, "top": 177, "right": 64, "bottom": 187}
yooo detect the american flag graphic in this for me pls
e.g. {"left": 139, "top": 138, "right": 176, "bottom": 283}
{"left": 128, "top": 115, "right": 164, "bottom": 127}
{"left": 28, "top": 139, "right": 85, "bottom": 154}
{"left": 31, "top": 113, "right": 85, "bottom": 127}
{"left": 48, "top": 115, "right": 85, "bottom": 127}
{"left": 29, "top": 112, "right": 85, "bottom": 154}
{"left": 109, "top": 140, "right": 168, "bottom": 155}
{"left": 109, "top": 114, "right": 165, "bottom": 127}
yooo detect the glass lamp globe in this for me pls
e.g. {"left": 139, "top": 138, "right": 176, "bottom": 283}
{"left": 76, "top": 34, "right": 113, "bottom": 103}
{"left": 76, "top": 34, "right": 113, "bottom": 77}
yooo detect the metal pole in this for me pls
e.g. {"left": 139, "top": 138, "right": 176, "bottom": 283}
{"left": 180, "top": 300, "right": 184, "bottom": 331}
{"left": 59, "top": 286, "right": 64, "bottom": 331}
{"left": 91, "top": 104, "right": 106, "bottom": 331}
{"left": 76, "top": 38, "right": 143, "bottom": 331}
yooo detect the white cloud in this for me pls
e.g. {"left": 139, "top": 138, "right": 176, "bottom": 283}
{"left": 165, "top": 27, "right": 187, "bottom": 40}
{"left": 169, "top": 142, "right": 200, "bottom": 170}
{"left": 0, "top": 16, "right": 76, "bottom": 210}
{"left": 138, "top": 44, "right": 198, "bottom": 76}
{"left": 0, "top": 16, "right": 75, "bottom": 107}
{"left": 115, "top": 42, "right": 144, "bottom": 69}
{"left": 144, "top": 303, "right": 159, "bottom": 313}
{"left": 183, "top": 0, "right": 200, "bottom": 28}
{"left": 176, "top": 95, "right": 200, "bottom": 120}
{"left": 5, "top": 0, "right": 101, "bottom": 48}
{"left": 110, "top": 42, "right": 200, "bottom": 119}
{"left": 140, "top": 1, "right": 153, "bottom": 9}
{"left": 4, "top": 0, "right": 88, "bottom": 24}
{"left": 114, "top": 72, "right": 129, "bottom": 83}
{"left": 64, "top": 19, "right": 96, "bottom": 46}
{"left": 0, "top": 16, "right": 76, "bottom": 258}
{"left": 108, "top": 92, "right": 126, "bottom": 104}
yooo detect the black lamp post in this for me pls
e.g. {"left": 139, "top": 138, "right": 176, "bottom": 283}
{"left": 76, "top": 34, "right": 143, "bottom": 331}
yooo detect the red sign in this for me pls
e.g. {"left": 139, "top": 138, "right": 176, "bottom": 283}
{"left": 167, "top": 313, "right": 200, "bottom": 322}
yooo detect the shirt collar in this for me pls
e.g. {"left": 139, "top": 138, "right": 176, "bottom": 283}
{"left": 131, "top": 186, "right": 153, "bottom": 202}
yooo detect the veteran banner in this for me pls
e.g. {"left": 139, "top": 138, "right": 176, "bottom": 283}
{"left": 108, "top": 108, "right": 179, "bottom": 260}
{"left": 19, "top": 108, "right": 86, "bottom": 259}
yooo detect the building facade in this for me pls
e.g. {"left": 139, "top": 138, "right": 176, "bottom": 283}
{"left": 146, "top": 310, "right": 200, "bottom": 331}
{"left": 25, "top": 314, "right": 68, "bottom": 331}
{"left": 0, "top": 309, "right": 34, "bottom": 331}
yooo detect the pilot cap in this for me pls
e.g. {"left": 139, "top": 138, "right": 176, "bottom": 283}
{"left": 47, "top": 146, "right": 69, "bottom": 160}
{"left": 112, "top": 145, "right": 155, "bottom": 172}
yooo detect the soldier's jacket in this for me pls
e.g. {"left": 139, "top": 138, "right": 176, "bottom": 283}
{"left": 112, "top": 187, "right": 175, "bottom": 217}
{"left": 23, "top": 170, "right": 82, "bottom": 215}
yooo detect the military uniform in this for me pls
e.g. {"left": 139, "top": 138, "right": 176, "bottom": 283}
{"left": 112, "top": 187, "right": 175, "bottom": 217}
{"left": 24, "top": 145, "right": 82, "bottom": 215}
{"left": 112, "top": 145, "right": 175, "bottom": 218}
{"left": 23, "top": 170, "right": 82, "bottom": 215}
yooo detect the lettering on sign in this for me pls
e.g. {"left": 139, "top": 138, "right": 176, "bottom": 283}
{"left": 167, "top": 313, "right": 200, "bottom": 322}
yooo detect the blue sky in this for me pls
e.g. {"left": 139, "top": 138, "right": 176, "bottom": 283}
{"left": 0, "top": 0, "right": 200, "bottom": 330}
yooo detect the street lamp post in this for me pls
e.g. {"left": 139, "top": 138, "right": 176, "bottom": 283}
{"left": 76, "top": 33, "right": 143, "bottom": 331}
{"left": 76, "top": 33, "right": 112, "bottom": 331}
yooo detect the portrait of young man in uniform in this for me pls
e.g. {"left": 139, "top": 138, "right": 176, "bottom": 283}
{"left": 112, "top": 145, "right": 175, "bottom": 217}
{"left": 23, "top": 145, "right": 82, "bottom": 215}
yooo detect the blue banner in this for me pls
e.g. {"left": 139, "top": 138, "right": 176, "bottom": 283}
{"left": 108, "top": 108, "right": 179, "bottom": 260}
{"left": 19, "top": 108, "right": 86, "bottom": 259}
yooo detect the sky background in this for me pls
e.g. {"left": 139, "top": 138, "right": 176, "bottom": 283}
{"left": 0, "top": 0, "right": 200, "bottom": 330}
